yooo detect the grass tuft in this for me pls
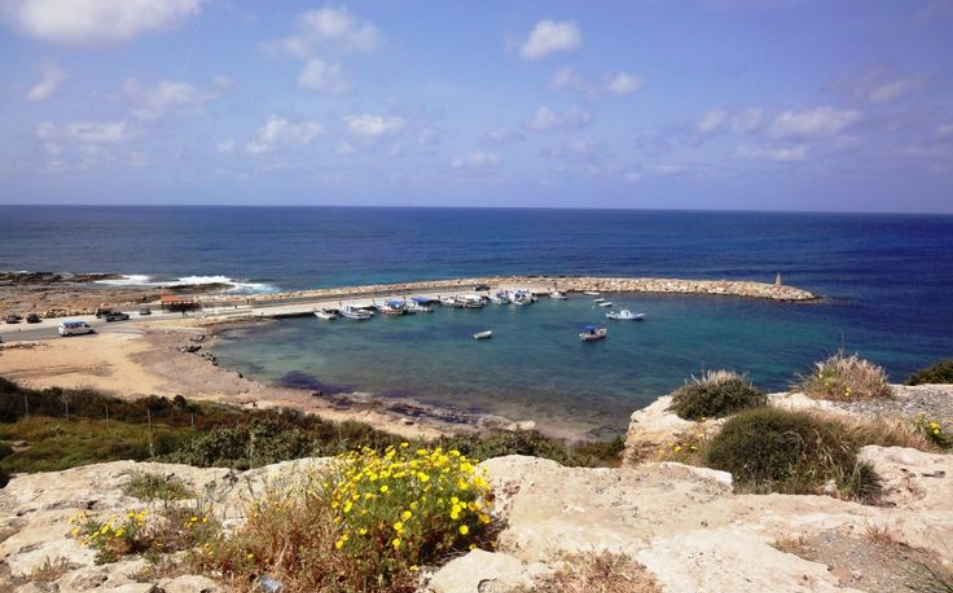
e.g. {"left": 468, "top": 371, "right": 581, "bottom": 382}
{"left": 799, "top": 353, "right": 892, "bottom": 401}
{"left": 123, "top": 472, "right": 194, "bottom": 502}
{"left": 669, "top": 370, "right": 767, "bottom": 420}
{"left": 513, "top": 551, "right": 662, "bottom": 593}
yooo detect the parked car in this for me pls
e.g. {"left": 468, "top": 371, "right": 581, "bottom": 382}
{"left": 5, "top": 314, "right": 22, "bottom": 324}
{"left": 473, "top": 284, "right": 491, "bottom": 292}
{"left": 139, "top": 306, "right": 152, "bottom": 316}
{"left": 104, "top": 311, "right": 130, "bottom": 322}
{"left": 58, "top": 320, "right": 94, "bottom": 337}
{"left": 26, "top": 313, "right": 41, "bottom": 324}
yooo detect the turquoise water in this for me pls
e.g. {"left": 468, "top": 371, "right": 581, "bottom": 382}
{"left": 212, "top": 293, "right": 872, "bottom": 438}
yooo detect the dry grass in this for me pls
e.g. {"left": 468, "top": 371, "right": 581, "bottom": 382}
{"left": 29, "top": 557, "right": 73, "bottom": 582}
{"left": 821, "top": 413, "right": 938, "bottom": 452}
{"left": 514, "top": 552, "right": 662, "bottom": 593}
{"left": 800, "top": 353, "right": 893, "bottom": 401}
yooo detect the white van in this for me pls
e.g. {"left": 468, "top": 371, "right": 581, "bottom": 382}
{"left": 58, "top": 320, "right": 94, "bottom": 337}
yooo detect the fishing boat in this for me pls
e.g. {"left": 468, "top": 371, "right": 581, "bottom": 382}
{"left": 598, "top": 301, "right": 614, "bottom": 308}
{"left": 489, "top": 293, "right": 508, "bottom": 305}
{"left": 606, "top": 309, "right": 645, "bottom": 321}
{"left": 550, "top": 291, "right": 567, "bottom": 300}
{"left": 512, "top": 290, "right": 535, "bottom": 305}
{"left": 380, "top": 299, "right": 407, "bottom": 315}
{"left": 314, "top": 309, "right": 338, "bottom": 320}
{"left": 473, "top": 330, "right": 493, "bottom": 340}
{"left": 405, "top": 300, "right": 433, "bottom": 313}
{"left": 593, "top": 297, "right": 606, "bottom": 303}
{"left": 460, "top": 294, "right": 486, "bottom": 308}
{"left": 584, "top": 291, "right": 601, "bottom": 296}
{"left": 439, "top": 296, "right": 461, "bottom": 307}
{"left": 340, "top": 305, "right": 372, "bottom": 320}
{"left": 579, "top": 325, "right": 608, "bottom": 342}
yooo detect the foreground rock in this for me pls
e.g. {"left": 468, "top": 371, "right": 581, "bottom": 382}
{"left": 2, "top": 445, "right": 951, "bottom": 593}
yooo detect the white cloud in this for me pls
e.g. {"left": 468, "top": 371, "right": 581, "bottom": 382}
{"left": 868, "top": 78, "right": 920, "bottom": 103}
{"left": 736, "top": 144, "right": 810, "bottom": 162}
{"left": 37, "top": 119, "right": 129, "bottom": 147}
{"left": 937, "top": 123, "right": 953, "bottom": 138}
{"left": 344, "top": 113, "right": 405, "bottom": 139}
{"left": 551, "top": 67, "right": 585, "bottom": 91}
{"left": 25, "top": 62, "right": 65, "bottom": 101}
{"left": 519, "top": 20, "right": 581, "bottom": 60}
{"left": 216, "top": 138, "right": 235, "bottom": 154}
{"left": 605, "top": 72, "right": 644, "bottom": 96}
{"left": 769, "top": 107, "right": 861, "bottom": 140}
{"left": 123, "top": 78, "right": 215, "bottom": 120}
{"left": 697, "top": 107, "right": 764, "bottom": 135}
{"left": 297, "top": 58, "right": 349, "bottom": 94}
{"left": 524, "top": 105, "right": 591, "bottom": 132}
{"left": 451, "top": 151, "right": 500, "bottom": 170}
{"left": 265, "top": 7, "right": 378, "bottom": 58}
{"left": 830, "top": 65, "right": 921, "bottom": 104}
{"left": 483, "top": 129, "right": 525, "bottom": 145}
{"left": 246, "top": 116, "right": 322, "bottom": 155}
{"left": 2, "top": 0, "right": 205, "bottom": 46}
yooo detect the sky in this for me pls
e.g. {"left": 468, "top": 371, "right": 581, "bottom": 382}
{"left": 0, "top": 0, "right": 951, "bottom": 212}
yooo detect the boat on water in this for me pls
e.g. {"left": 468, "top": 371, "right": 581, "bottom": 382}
{"left": 473, "top": 330, "right": 493, "bottom": 340}
{"left": 405, "top": 299, "right": 433, "bottom": 313}
{"left": 489, "top": 293, "right": 509, "bottom": 305}
{"left": 314, "top": 309, "right": 338, "bottom": 320}
{"left": 340, "top": 305, "right": 372, "bottom": 320}
{"left": 439, "top": 296, "right": 462, "bottom": 307}
{"left": 606, "top": 309, "right": 645, "bottom": 321}
{"left": 380, "top": 299, "right": 408, "bottom": 315}
{"left": 579, "top": 325, "right": 608, "bottom": 342}
{"left": 512, "top": 290, "right": 536, "bottom": 305}
{"left": 593, "top": 297, "right": 606, "bottom": 303}
{"left": 584, "top": 291, "right": 601, "bottom": 296}
{"left": 598, "top": 301, "right": 614, "bottom": 308}
{"left": 550, "top": 291, "right": 568, "bottom": 300}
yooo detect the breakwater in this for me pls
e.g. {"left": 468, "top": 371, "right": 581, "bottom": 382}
{"left": 208, "top": 275, "right": 818, "bottom": 306}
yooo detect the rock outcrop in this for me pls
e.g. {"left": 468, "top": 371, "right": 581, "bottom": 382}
{"left": 2, "top": 446, "right": 950, "bottom": 592}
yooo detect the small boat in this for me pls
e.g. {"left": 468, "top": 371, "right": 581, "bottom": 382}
{"left": 606, "top": 309, "right": 645, "bottom": 321}
{"left": 314, "top": 309, "right": 338, "bottom": 320}
{"left": 406, "top": 300, "right": 433, "bottom": 313}
{"left": 598, "top": 301, "right": 614, "bottom": 308}
{"left": 593, "top": 297, "right": 605, "bottom": 303}
{"left": 473, "top": 330, "right": 493, "bottom": 340}
{"left": 340, "top": 305, "right": 372, "bottom": 321}
{"left": 579, "top": 325, "right": 608, "bottom": 342}
{"left": 584, "top": 291, "right": 601, "bottom": 296}
{"left": 380, "top": 299, "right": 407, "bottom": 315}
{"left": 550, "top": 291, "right": 567, "bottom": 300}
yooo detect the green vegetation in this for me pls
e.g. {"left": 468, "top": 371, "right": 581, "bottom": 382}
{"left": 704, "top": 407, "right": 880, "bottom": 500}
{"left": 906, "top": 359, "right": 953, "bottom": 386}
{"left": 194, "top": 445, "right": 495, "bottom": 593}
{"left": 668, "top": 370, "right": 767, "bottom": 420}
{"left": 0, "top": 377, "right": 624, "bottom": 480}
{"left": 799, "top": 353, "right": 892, "bottom": 401}
{"left": 123, "top": 472, "right": 195, "bottom": 501}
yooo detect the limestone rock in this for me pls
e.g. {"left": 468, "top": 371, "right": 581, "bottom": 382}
{"left": 425, "top": 549, "right": 550, "bottom": 593}
{"left": 157, "top": 575, "right": 222, "bottom": 593}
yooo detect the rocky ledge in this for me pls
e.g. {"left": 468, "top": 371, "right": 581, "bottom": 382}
{"left": 1, "top": 442, "right": 950, "bottom": 593}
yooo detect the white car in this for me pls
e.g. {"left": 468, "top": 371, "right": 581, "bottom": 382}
{"left": 58, "top": 320, "right": 94, "bottom": 337}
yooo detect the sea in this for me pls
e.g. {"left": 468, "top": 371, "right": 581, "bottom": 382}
{"left": 1, "top": 206, "right": 951, "bottom": 438}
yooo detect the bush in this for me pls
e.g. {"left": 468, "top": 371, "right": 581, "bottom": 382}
{"left": 123, "top": 472, "right": 194, "bottom": 501}
{"left": 907, "top": 359, "right": 953, "bottom": 386}
{"left": 0, "top": 441, "right": 13, "bottom": 460}
{"left": 436, "top": 431, "right": 625, "bottom": 468}
{"left": 668, "top": 370, "right": 767, "bottom": 420}
{"left": 704, "top": 407, "right": 880, "bottom": 500}
{"left": 913, "top": 414, "right": 953, "bottom": 450}
{"left": 0, "top": 467, "right": 9, "bottom": 489}
{"left": 199, "top": 444, "right": 495, "bottom": 593}
{"left": 799, "top": 353, "right": 892, "bottom": 401}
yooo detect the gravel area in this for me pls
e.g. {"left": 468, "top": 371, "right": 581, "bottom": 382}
{"left": 830, "top": 384, "right": 953, "bottom": 422}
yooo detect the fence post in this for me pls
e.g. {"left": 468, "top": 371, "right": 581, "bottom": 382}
{"left": 23, "top": 394, "right": 29, "bottom": 417}
{"left": 105, "top": 404, "right": 110, "bottom": 430}
{"left": 147, "top": 408, "right": 154, "bottom": 458}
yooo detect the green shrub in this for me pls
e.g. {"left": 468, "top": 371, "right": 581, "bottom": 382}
{"left": 198, "top": 445, "right": 495, "bottom": 593}
{"left": 0, "top": 441, "right": 13, "bottom": 460}
{"left": 704, "top": 407, "right": 880, "bottom": 500}
{"left": 799, "top": 353, "right": 892, "bottom": 401}
{"left": 123, "top": 472, "right": 195, "bottom": 501}
{"left": 436, "top": 431, "right": 624, "bottom": 468}
{"left": 668, "top": 370, "right": 767, "bottom": 420}
{"left": 907, "top": 359, "right": 953, "bottom": 386}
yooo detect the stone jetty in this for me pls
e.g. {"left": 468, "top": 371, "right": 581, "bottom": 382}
{"left": 209, "top": 275, "right": 819, "bottom": 305}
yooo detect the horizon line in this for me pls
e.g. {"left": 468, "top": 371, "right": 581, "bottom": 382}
{"left": 1, "top": 203, "right": 952, "bottom": 216}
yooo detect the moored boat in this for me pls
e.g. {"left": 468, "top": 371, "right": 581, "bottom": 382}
{"left": 550, "top": 291, "right": 567, "bottom": 300}
{"left": 579, "top": 325, "right": 608, "bottom": 341}
{"left": 340, "top": 305, "right": 372, "bottom": 320}
{"left": 406, "top": 299, "right": 433, "bottom": 313}
{"left": 473, "top": 330, "right": 493, "bottom": 340}
{"left": 598, "top": 301, "right": 614, "bottom": 308}
{"left": 584, "top": 291, "right": 601, "bottom": 296}
{"left": 314, "top": 309, "right": 338, "bottom": 320}
{"left": 606, "top": 309, "right": 645, "bottom": 321}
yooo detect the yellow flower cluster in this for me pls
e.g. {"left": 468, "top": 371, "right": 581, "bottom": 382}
{"left": 914, "top": 413, "right": 953, "bottom": 449}
{"left": 326, "top": 443, "right": 493, "bottom": 565}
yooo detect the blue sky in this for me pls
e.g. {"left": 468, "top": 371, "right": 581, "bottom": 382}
{"left": 1, "top": 0, "right": 951, "bottom": 212}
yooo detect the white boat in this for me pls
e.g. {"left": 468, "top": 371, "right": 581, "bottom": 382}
{"left": 439, "top": 296, "right": 461, "bottom": 307}
{"left": 340, "top": 305, "right": 372, "bottom": 320}
{"left": 579, "top": 325, "right": 608, "bottom": 342}
{"left": 314, "top": 309, "right": 337, "bottom": 320}
{"left": 405, "top": 300, "right": 433, "bottom": 313}
{"left": 550, "top": 291, "right": 567, "bottom": 300}
{"left": 593, "top": 297, "right": 606, "bottom": 303}
{"left": 584, "top": 291, "right": 601, "bottom": 296}
{"left": 473, "top": 330, "right": 493, "bottom": 340}
{"left": 606, "top": 309, "right": 645, "bottom": 321}
{"left": 489, "top": 294, "right": 508, "bottom": 305}
{"left": 380, "top": 299, "right": 407, "bottom": 315}
{"left": 598, "top": 301, "right": 614, "bottom": 308}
